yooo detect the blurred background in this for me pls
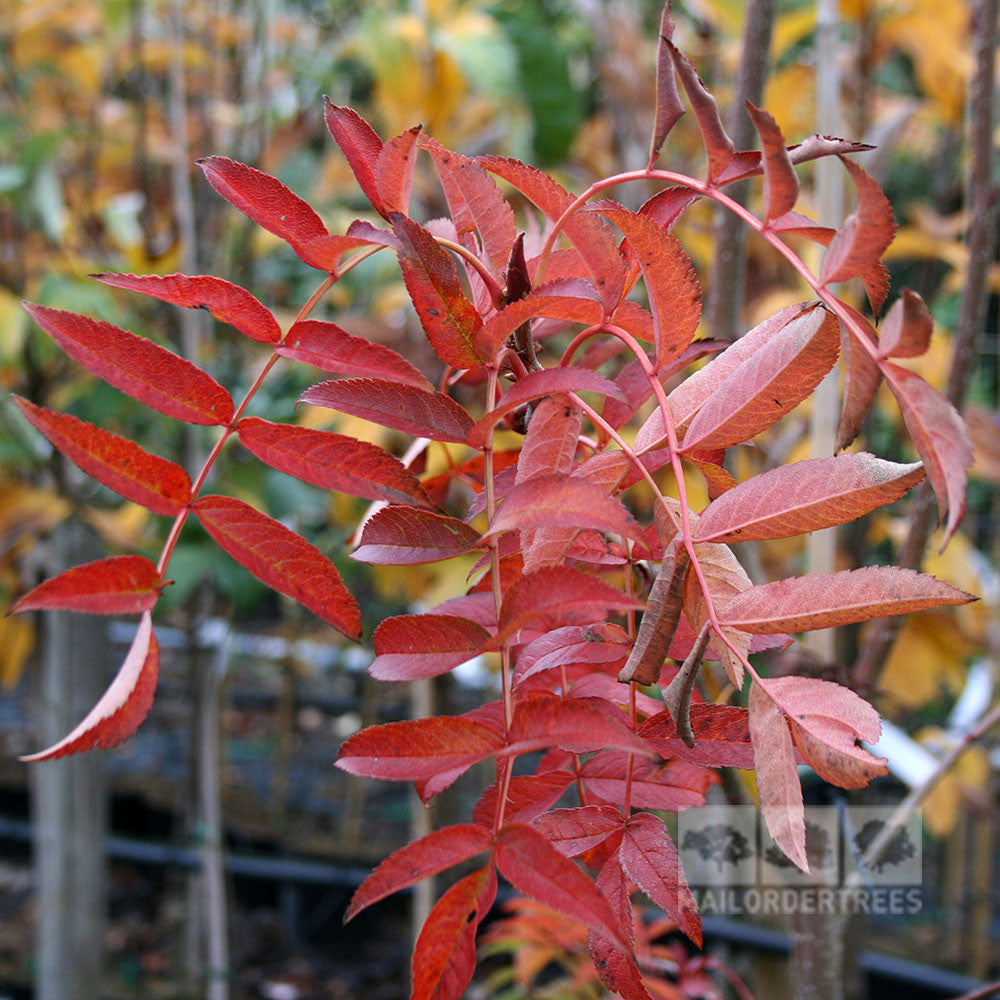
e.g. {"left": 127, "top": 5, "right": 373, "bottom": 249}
{"left": 0, "top": 0, "right": 998, "bottom": 998}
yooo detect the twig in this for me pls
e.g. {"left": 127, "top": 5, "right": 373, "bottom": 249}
{"left": 950, "top": 979, "right": 1000, "bottom": 1000}
{"left": 853, "top": 0, "right": 999, "bottom": 691}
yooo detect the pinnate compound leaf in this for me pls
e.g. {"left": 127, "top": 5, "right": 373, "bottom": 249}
{"left": 192, "top": 495, "right": 361, "bottom": 639}
{"left": 390, "top": 213, "right": 486, "bottom": 369}
{"left": 878, "top": 289, "right": 933, "bottom": 359}
{"left": 496, "top": 567, "right": 643, "bottom": 645}
{"left": 236, "top": 417, "right": 430, "bottom": 507}
{"left": 345, "top": 824, "right": 495, "bottom": 922}
{"left": 749, "top": 682, "right": 808, "bottom": 871}
{"left": 819, "top": 157, "right": 896, "bottom": 314}
{"left": 335, "top": 715, "right": 503, "bottom": 782}
{"left": 323, "top": 101, "right": 385, "bottom": 215}
{"left": 421, "top": 136, "right": 517, "bottom": 276}
{"left": 718, "top": 566, "right": 975, "bottom": 634}
{"left": 300, "top": 378, "right": 473, "bottom": 443}
{"left": 197, "top": 157, "right": 335, "bottom": 270}
{"left": 466, "top": 367, "right": 626, "bottom": 448}
{"left": 93, "top": 272, "right": 281, "bottom": 344}
{"left": 680, "top": 305, "right": 839, "bottom": 451}
{"left": 11, "top": 555, "right": 162, "bottom": 615}
{"left": 23, "top": 303, "right": 234, "bottom": 426}
{"left": 597, "top": 206, "right": 701, "bottom": 369}
{"left": 495, "top": 823, "right": 628, "bottom": 951}
{"left": 581, "top": 753, "right": 715, "bottom": 812}
{"left": 692, "top": 453, "right": 925, "bottom": 543}
{"left": 471, "top": 771, "right": 574, "bottom": 827}
{"left": 620, "top": 811, "right": 701, "bottom": 946}
{"left": 746, "top": 102, "right": 799, "bottom": 223}
{"left": 20, "top": 613, "right": 158, "bottom": 761}
{"left": 370, "top": 614, "right": 491, "bottom": 681}
{"left": 486, "top": 474, "right": 643, "bottom": 544}
{"left": 478, "top": 156, "right": 626, "bottom": 309}
{"left": 532, "top": 806, "right": 623, "bottom": 858}
{"left": 883, "top": 362, "right": 972, "bottom": 542}
{"left": 836, "top": 306, "right": 883, "bottom": 451}
{"left": 649, "top": 2, "right": 684, "bottom": 164}
{"left": 13, "top": 397, "right": 192, "bottom": 516}
{"left": 277, "top": 320, "right": 432, "bottom": 389}
{"left": 353, "top": 506, "right": 480, "bottom": 564}
{"left": 412, "top": 864, "right": 497, "bottom": 1000}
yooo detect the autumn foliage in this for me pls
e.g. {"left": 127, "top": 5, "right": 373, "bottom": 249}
{"left": 9, "top": 6, "right": 976, "bottom": 998}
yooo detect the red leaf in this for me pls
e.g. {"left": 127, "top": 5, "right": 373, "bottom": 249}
{"left": 820, "top": 157, "right": 897, "bottom": 314}
{"left": 666, "top": 40, "right": 735, "bottom": 183}
{"left": 390, "top": 213, "right": 486, "bottom": 369}
{"left": 346, "top": 824, "right": 495, "bottom": 922}
{"left": 692, "top": 453, "right": 925, "bottom": 543}
{"left": 836, "top": 307, "right": 882, "bottom": 451}
{"left": 486, "top": 474, "right": 643, "bottom": 545}
{"left": 495, "top": 823, "right": 628, "bottom": 951}
{"left": 10, "top": 555, "right": 162, "bottom": 615}
{"left": 588, "top": 858, "right": 652, "bottom": 1000}
{"left": 532, "top": 806, "right": 623, "bottom": 858}
{"left": 353, "top": 506, "right": 480, "bottom": 564}
{"left": 762, "top": 676, "right": 887, "bottom": 790}
{"left": 370, "top": 614, "right": 491, "bottom": 681}
{"left": 718, "top": 566, "right": 975, "bottom": 634}
{"left": 640, "top": 704, "right": 758, "bottom": 769}
{"left": 680, "top": 305, "right": 839, "bottom": 451}
{"left": 513, "top": 622, "right": 631, "bottom": 687}
{"left": 323, "top": 101, "right": 385, "bottom": 216}
{"left": 495, "top": 566, "right": 643, "bottom": 645}
{"left": 770, "top": 209, "right": 836, "bottom": 244}
{"left": 20, "top": 613, "right": 158, "bottom": 761}
{"left": 478, "top": 156, "right": 626, "bottom": 309}
{"left": 883, "top": 361, "right": 973, "bottom": 541}
{"left": 412, "top": 864, "right": 497, "bottom": 1000}
{"left": 377, "top": 125, "right": 421, "bottom": 215}
{"left": 197, "top": 157, "right": 335, "bottom": 270}
{"left": 506, "top": 693, "right": 652, "bottom": 758}
{"left": 471, "top": 771, "right": 574, "bottom": 827}
{"left": 597, "top": 206, "right": 701, "bottom": 369}
{"left": 421, "top": 136, "right": 517, "bottom": 276}
{"left": 466, "top": 367, "right": 626, "bottom": 448}
{"left": 23, "top": 303, "right": 234, "bottom": 426}
{"left": 335, "top": 715, "right": 503, "bottom": 782}
{"left": 878, "top": 289, "right": 933, "bottom": 359}
{"left": 192, "top": 495, "right": 361, "bottom": 639}
{"left": 637, "top": 302, "right": 809, "bottom": 451}
{"left": 619, "top": 812, "right": 701, "bottom": 946}
{"left": 581, "top": 753, "right": 715, "bottom": 812}
{"left": 475, "top": 279, "right": 603, "bottom": 358}
{"left": 648, "top": 2, "right": 684, "bottom": 164}
{"left": 746, "top": 103, "right": 799, "bottom": 223}
{"left": 749, "top": 681, "right": 807, "bottom": 870}
{"left": 277, "top": 319, "right": 432, "bottom": 389}
{"left": 13, "top": 397, "right": 192, "bottom": 516}
{"left": 300, "top": 378, "right": 473, "bottom": 443}
{"left": 236, "top": 417, "right": 430, "bottom": 507}
{"left": 93, "top": 272, "right": 280, "bottom": 344}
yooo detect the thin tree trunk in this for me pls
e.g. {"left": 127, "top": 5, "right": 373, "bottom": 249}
{"left": 853, "top": 0, "right": 999, "bottom": 692}
{"left": 31, "top": 521, "right": 108, "bottom": 1000}
{"left": 704, "top": 0, "right": 775, "bottom": 342}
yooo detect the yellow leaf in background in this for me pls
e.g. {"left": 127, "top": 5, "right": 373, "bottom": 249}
{"left": 923, "top": 529, "right": 991, "bottom": 643}
{"left": 772, "top": 8, "right": 816, "bottom": 59}
{"left": 85, "top": 503, "right": 154, "bottom": 552}
{"left": 880, "top": 612, "right": 971, "bottom": 710}
{"left": 924, "top": 771, "right": 960, "bottom": 837}
{"left": 0, "top": 482, "right": 70, "bottom": 555}
{"left": 0, "top": 289, "right": 27, "bottom": 368}
{"left": 763, "top": 63, "right": 816, "bottom": 140}
{"left": 919, "top": 735, "right": 990, "bottom": 837}
{"left": 0, "top": 616, "right": 34, "bottom": 689}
